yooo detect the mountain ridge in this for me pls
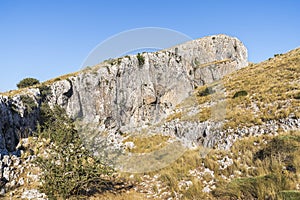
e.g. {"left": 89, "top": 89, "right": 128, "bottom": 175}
{"left": 0, "top": 35, "right": 299, "bottom": 199}
{"left": 0, "top": 34, "right": 248, "bottom": 154}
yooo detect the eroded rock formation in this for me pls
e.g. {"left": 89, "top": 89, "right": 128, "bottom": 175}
{"left": 0, "top": 34, "right": 248, "bottom": 154}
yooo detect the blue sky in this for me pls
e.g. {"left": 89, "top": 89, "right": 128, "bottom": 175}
{"left": 0, "top": 0, "right": 300, "bottom": 92}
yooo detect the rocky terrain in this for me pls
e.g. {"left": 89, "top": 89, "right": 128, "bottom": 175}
{"left": 0, "top": 34, "right": 247, "bottom": 155}
{"left": 0, "top": 34, "right": 299, "bottom": 199}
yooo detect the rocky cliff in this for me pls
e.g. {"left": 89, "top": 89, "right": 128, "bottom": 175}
{"left": 1, "top": 34, "right": 300, "bottom": 200}
{"left": 0, "top": 89, "right": 40, "bottom": 155}
{"left": 0, "top": 34, "right": 248, "bottom": 154}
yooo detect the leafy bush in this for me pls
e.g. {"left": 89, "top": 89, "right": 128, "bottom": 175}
{"left": 198, "top": 87, "right": 215, "bottom": 97}
{"left": 36, "top": 104, "right": 115, "bottom": 199}
{"left": 38, "top": 85, "right": 52, "bottom": 102}
{"left": 20, "top": 95, "right": 37, "bottom": 114}
{"left": 233, "top": 90, "right": 248, "bottom": 98}
{"left": 137, "top": 53, "right": 145, "bottom": 66}
{"left": 17, "top": 78, "right": 40, "bottom": 89}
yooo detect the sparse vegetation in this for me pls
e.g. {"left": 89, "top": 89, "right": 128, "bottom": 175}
{"left": 36, "top": 104, "right": 116, "bottom": 199}
{"left": 197, "top": 86, "right": 215, "bottom": 97}
{"left": 178, "top": 48, "right": 300, "bottom": 128}
{"left": 1, "top": 38, "right": 300, "bottom": 200}
{"left": 38, "top": 84, "right": 52, "bottom": 102}
{"left": 117, "top": 58, "right": 122, "bottom": 65}
{"left": 17, "top": 78, "right": 40, "bottom": 89}
{"left": 212, "top": 130, "right": 300, "bottom": 199}
{"left": 137, "top": 53, "right": 145, "bottom": 66}
{"left": 232, "top": 90, "right": 248, "bottom": 98}
{"left": 116, "top": 131, "right": 300, "bottom": 199}
{"left": 123, "top": 134, "right": 170, "bottom": 153}
{"left": 20, "top": 95, "right": 37, "bottom": 114}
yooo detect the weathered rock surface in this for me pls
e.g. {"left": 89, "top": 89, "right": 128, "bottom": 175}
{"left": 49, "top": 34, "right": 247, "bottom": 133}
{"left": 0, "top": 34, "right": 248, "bottom": 154}
{"left": 158, "top": 117, "right": 300, "bottom": 149}
{"left": 1, "top": 34, "right": 300, "bottom": 199}
{"left": 0, "top": 89, "right": 40, "bottom": 155}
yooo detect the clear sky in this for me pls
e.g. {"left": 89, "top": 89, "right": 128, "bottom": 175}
{"left": 0, "top": 0, "right": 300, "bottom": 92}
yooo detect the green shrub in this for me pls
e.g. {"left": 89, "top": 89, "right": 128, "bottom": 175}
{"left": 294, "top": 92, "right": 300, "bottom": 100}
{"left": 137, "top": 53, "right": 145, "bottom": 66}
{"left": 36, "top": 104, "right": 115, "bottom": 199}
{"left": 17, "top": 78, "right": 40, "bottom": 89}
{"left": 198, "top": 87, "right": 215, "bottom": 97}
{"left": 38, "top": 84, "right": 52, "bottom": 102}
{"left": 233, "top": 90, "right": 248, "bottom": 98}
{"left": 20, "top": 95, "right": 37, "bottom": 114}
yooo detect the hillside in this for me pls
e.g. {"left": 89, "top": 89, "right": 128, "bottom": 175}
{"left": 0, "top": 35, "right": 299, "bottom": 199}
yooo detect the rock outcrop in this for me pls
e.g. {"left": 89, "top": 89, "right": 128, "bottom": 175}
{"left": 50, "top": 34, "right": 247, "bottom": 132}
{"left": 0, "top": 34, "right": 248, "bottom": 154}
{"left": 0, "top": 90, "right": 40, "bottom": 154}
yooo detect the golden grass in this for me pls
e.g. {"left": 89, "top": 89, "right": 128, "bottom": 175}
{"left": 42, "top": 71, "right": 80, "bottom": 85}
{"left": 88, "top": 190, "right": 150, "bottom": 200}
{"left": 196, "top": 58, "right": 232, "bottom": 69}
{"left": 141, "top": 148, "right": 209, "bottom": 198}
{"left": 123, "top": 134, "right": 171, "bottom": 153}
{"left": 2, "top": 42, "right": 300, "bottom": 200}
{"left": 131, "top": 130, "right": 300, "bottom": 199}
{"left": 175, "top": 48, "right": 300, "bottom": 129}
{"left": 0, "top": 71, "right": 80, "bottom": 97}
{"left": 223, "top": 50, "right": 300, "bottom": 127}
{"left": 212, "top": 130, "right": 300, "bottom": 199}
{"left": 118, "top": 49, "right": 300, "bottom": 198}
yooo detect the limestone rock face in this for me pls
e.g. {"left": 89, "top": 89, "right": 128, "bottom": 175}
{"left": 0, "top": 89, "right": 40, "bottom": 154}
{"left": 0, "top": 34, "right": 248, "bottom": 153}
{"left": 171, "top": 35, "right": 247, "bottom": 85}
{"left": 49, "top": 34, "right": 248, "bottom": 132}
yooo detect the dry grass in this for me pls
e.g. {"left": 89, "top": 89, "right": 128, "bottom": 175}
{"left": 68, "top": 49, "right": 300, "bottom": 199}
{"left": 143, "top": 148, "right": 208, "bottom": 198}
{"left": 0, "top": 71, "right": 80, "bottom": 97}
{"left": 211, "top": 130, "right": 300, "bottom": 199}
{"left": 123, "top": 134, "right": 171, "bottom": 153}
{"left": 175, "top": 48, "right": 300, "bottom": 129}
{"left": 221, "top": 49, "right": 300, "bottom": 128}
{"left": 88, "top": 190, "right": 150, "bottom": 200}
{"left": 42, "top": 71, "right": 80, "bottom": 85}
{"left": 132, "top": 130, "right": 300, "bottom": 199}
{"left": 2, "top": 42, "right": 299, "bottom": 199}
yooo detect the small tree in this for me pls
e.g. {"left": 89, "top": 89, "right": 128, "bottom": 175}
{"left": 17, "top": 78, "right": 40, "bottom": 89}
{"left": 36, "top": 104, "right": 115, "bottom": 199}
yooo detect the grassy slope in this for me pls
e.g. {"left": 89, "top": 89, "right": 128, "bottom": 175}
{"left": 3, "top": 47, "right": 300, "bottom": 199}
{"left": 116, "top": 48, "right": 300, "bottom": 199}
{"left": 169, "top": 48, "right": 300, "bottom": 129}
{"left": 211, "top": 130, "right": 300, "bottom": 199}
{"left": 222, "top": 49, "right": 300, "bottom": 128}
